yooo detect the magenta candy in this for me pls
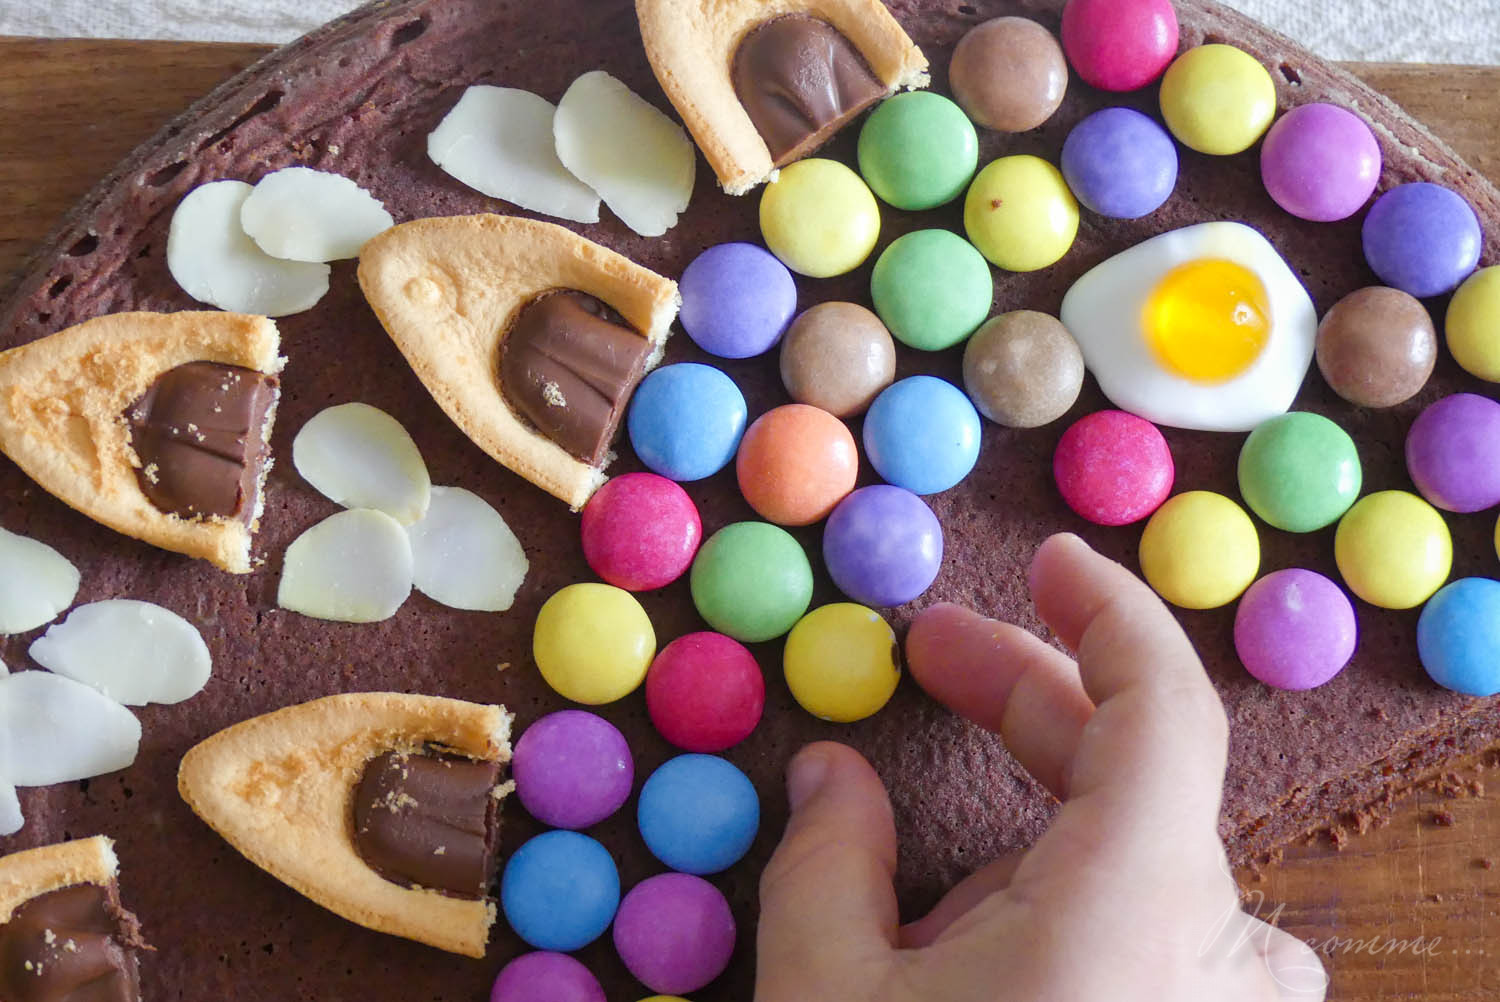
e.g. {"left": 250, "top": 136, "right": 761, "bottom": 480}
{"left": 1260, "top": 103, "right": 1381, "bottom": 222}
{"left": 613, "top": 873, "right": 736, "bottom": 995}
{"left": 581, "top": 473, "right": 703, "bottom": 591}
{"left": 491, "top": 952, "right": 605, "bottom": 1002}
{"left": 646, "top": 632, "right": 766, "bottom": 753}
{"left": 1234, "top": 569, "right": 1357, "bottom": 690}
{"left": 1405, "top": 393, "right": 1500, "bottom": 513}
{"left": 512, "top": 710, "right": 633, "bottom": 829}
{"left": 1053, "top": 410, "right": 1174, "bottom": 526}
{"left": 1061, "top": 0, "right": 1179, "bottom": 92}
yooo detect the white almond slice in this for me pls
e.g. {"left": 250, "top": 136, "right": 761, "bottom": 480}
{"left": 278, "top": 509, "right": 413, "bottom": 623}
{"left": 406, "top": 486, "right": 529, "bottom": 613}
{"left": 167, "top": 179, "right": 331, "bottom": 317}
{"left": 0, "top": 671, "right": 141, "bottom": 786}
{"left": 241, "top": 166, "right": 395, "bottom": 263}
{"left": 429, "top": 85, "right": 602, "bottom": 224}
{"left": 29, "top": 600, "right": 212, "bottom": 706}
{"left": 0, "top": 781, "right": 20, "bottom": 837}
{"left": 292, "top": 402, "right": 431, "bottom": 524}
{"left": 554, "top": 70, "right": 696, "bottom": 237}
{"left": 0, "top": 528, "right": 81, "bottom": 635}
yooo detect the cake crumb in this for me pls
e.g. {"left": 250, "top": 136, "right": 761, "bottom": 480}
{"left": 496, "top": 662, "right": 511, "bottom": 672}
{"left": 1431, "top": 808, "right": 1456, "bottom": 827}
{"left": 1475, "top": 857, "right": 1493, "bottom": 870}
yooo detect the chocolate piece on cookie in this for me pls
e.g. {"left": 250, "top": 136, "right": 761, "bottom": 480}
{"left": 0, "top": 312, "right": 282, "bottom": 573}
{"left": 637, "top": 0, "right": 929, "bottom": 195}
{"left": 357, "top": 215, "right": 678, "bottom": 510}
{"left": 177, "top": 693, "right": 513, "bottom": 958}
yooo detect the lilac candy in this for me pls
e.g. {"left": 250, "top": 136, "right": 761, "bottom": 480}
{"left": 1260, "top": 103, "right": 1381, "bottom": 222}
{"left": 1233, "top": 569, "right": 1357, "bottom": 691}
{"left": 613, "top": 873, "right": 736, "bottom": 995}
{"left": 491, "top": 952, "right": 605, "bottom": 1002}
{"left": 1405, "top": 393, "right": 1500, "bottom": 513}
{"left": 823, "top": 485, "right": 944, "bottom": 607}
{"left": 679, "top": 242, "right": 798, "bottom": 359}
{"left": 1060, "top": 107, "right": 1178, "bottom": 220}
{"left": 512, "top": 710, "right": 632, "bottom": 829}
{"left": 1362, "top": 182, "right": 1482, "bottom": 297}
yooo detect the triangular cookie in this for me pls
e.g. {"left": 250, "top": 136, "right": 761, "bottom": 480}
{"left": 357, "top": 215, "right": 678, "bottom": 510}
{"left": 637, "top": 0, "right": 929, "bottom": 195}
{"left": 0, "top": 311, "right": 283, "bottom": 573}
{"left": 177, "top": 692, "right": 513, "bottom": 958}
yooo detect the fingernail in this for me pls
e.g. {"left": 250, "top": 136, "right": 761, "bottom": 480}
{"left": 787, "top": 747, "right": 831, "bottom": 811}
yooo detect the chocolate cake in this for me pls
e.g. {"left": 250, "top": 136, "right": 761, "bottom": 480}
{"left": 1, "top": 0, "right": 1498, "bottom": 998}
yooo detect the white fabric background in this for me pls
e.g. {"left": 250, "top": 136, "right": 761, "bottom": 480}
{"left": 0, "top": 0, "right": 1495, "bottom": 64}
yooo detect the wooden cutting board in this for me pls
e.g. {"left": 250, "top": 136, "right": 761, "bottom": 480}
{"left": 2, "top": 35, "right": 1499, "bottom": 1002}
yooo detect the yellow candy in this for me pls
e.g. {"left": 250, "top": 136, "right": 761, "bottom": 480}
{"left": 963, "top": 154, "right": 1079, "bottom": 272}
{"left": 1334, "top": 491, "right": 1452, "bottom": 610}
{"left": 1159, "top": 44, "right": 1277, "bottom": 156}
{"left": 759, "top": 158, "right": 881, "bottom": 278}
{"left": 533, "top": 582, "right": 655, "bottom": 704}
{"left": 1447, "top": 266, "right": 1500, "bottom": 382}
{"left": 637, "top": 998, "right": 692, "bottom": 1002}
{"left": 1138, "top": 491, "right": 1259, "bottom": 609}
{"left": 783, "top": 603, "right": 900, "bottom": 723}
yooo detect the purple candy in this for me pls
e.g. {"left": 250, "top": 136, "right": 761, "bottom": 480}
{"left": 1060, "top": 107, "right": 1178, "bottom": 220}
{"left": 1260, "top": 103, "right": 1381, "bottom": 222}
{"left": 613, "top": 873, "right": 736, "bottom": 995}
{"left": 1234, "top": 569, "right": 1357, "bottom": 691}
{"left": 823, "top": 485, "right": 944, "bottom": 607}
{"left": 492, "top": 952, "right": 605, "bottom": 1002}
{"left": 1405, "top": 393, "right": 1500, "bottom": 513}
{"left": 512, "top": 710, "right": 633, "bottom": 829}
{"left": 1362, "top": 182, "right": 1482, "bottom": 297}
{"left": 679, "top": 242, "right": 798, "bottom": 359}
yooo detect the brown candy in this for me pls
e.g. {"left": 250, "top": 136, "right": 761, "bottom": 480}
{"left": 949, "top": 17, "right": 1068, "bottom": 133}
{"left": 0, "top": 883, "right": 146, "bottom": 1002}
{"left": 1316, "top": 286, "right": 1437, "bottom": 408}
{"left": 962, "top": 310, "right": 1084, "bottom": 428}
{"left": 778, "top": 302, "right": 896, "bottom": 418}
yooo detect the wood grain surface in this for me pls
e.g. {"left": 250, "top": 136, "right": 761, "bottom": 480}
{"left": 2, "top": 35, "right": 1499, "bottom": 1002}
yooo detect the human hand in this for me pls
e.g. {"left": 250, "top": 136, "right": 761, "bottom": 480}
{"left": 754, "top": 533, "right": 1327, "bottom": 1002}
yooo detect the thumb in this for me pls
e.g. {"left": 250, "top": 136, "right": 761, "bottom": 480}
{"left": 754, "top": 742, "right": 899, "bottom": 1002}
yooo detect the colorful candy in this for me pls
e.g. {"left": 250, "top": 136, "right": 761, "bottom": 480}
{"left": 964, "top": 155, "right": 1079, "bottom": 272}
{"left": 689, "top": 522, "right": 813, "bottom": 643}
{"left": 1158, "top": 44, "right": 1276, "bottom": 156}
{"left": 863, "top": 376, "right": 982, "bottom": 496}
{"left": 779, "top": 302, "right": 896, "bottom": 417}
{"left": 512, "top": 710, "right": 633, "bottom": 829}
{"left": 783, "top": 603, "right": 901, "bottom": 723}
{"left": 1060, "top": 0, "right": 1179, "bottom": 92}
{"left": 1334, "top": 491, "right": 1452, "bottom": 610}
{"left": 678, "top": 243, "right": 797, "bottom": 359}
{"left": 1447, "top": 266, "right": 1500, "bottom": 382}
{"left": 950, "top": 16, "right": 1068, "bottom": 132}
{"left": 1315, "top": 286, "right": 1437, "bottom": 408}
{"left": 1138, "top": 491, "right": 1260, "bottom": 610}
{"left": 533, "top": 583, "right": 655, "bottom": 704}
{"left": 1406, "top": 394, "right": 1500, "bottom": 513}
{"left": 823, "top": 485, "right": 944, "bottom": 608}
{"left": 1053, "top": 410, "right": 1174, "bottom": 526}
{"left": 613, "top": 874, "right": 735, "bottom": 996}
{"left": 646, "top": 632, "right": 765, "bottom": 753}
{"left": 628, "top": 363, "right": 747, "bottom": 482}
{"left": 735, "top": 404, "right": 858, "bottom": 526}
{"left": 870, "top": 229, "right": 994, "bottom": 351}
{"left": 1361, "top": 183, "right": 1482, "bottom": 298}
{"left": 857, "top": 92, "right": 978, "bottom": 211}
{"left": 963, "top": 311, "right": 1084, "bottom": 428}
{"left": 759, "top": 158, "right": 880, "bottom": 278}
{"left": 501, "top": 831, "right": 620, "bottom": 951}
{"left": 1061, "top": 107, "right": 1178, "bottom": 220}
{"left": 1237, "top": 412, "right": 1361, "bottom": 532}
{"left": 1233, "top": 569, "right": 1357, "bottom": 691}
{"left": 581, "top": 473, "right": 702, "bottom": 591}
{"left": 1418, "top": 578, "right": 1500, "bottom": 697}
{"left": 491, "top": 952, "right": 605, "bottom": 1002}
{"left": 637, "top": 754, "right": 760, "bottom": 875}
{"left": 1259, "top": 103, "right": 1381, "bottom": 222}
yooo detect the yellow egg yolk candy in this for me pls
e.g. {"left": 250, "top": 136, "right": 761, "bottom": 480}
{"left": 1143, "top": 258, "right": 1272, "bottom": 383}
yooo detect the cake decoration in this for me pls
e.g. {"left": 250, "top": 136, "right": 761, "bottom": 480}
{"left": 949, "top": 16, "right": 1068, "bottom": 133}
{"left": 177, "top": 692, "right": 512, "bottom": 958}
{"left": 611, "top": 872, "right": 735, "bottom": 995}
{"left": 277, "top": 508, "right": 414, "bottom": 623}
{"left": 869, "top": 228, "right": 992, "bottom": 351}
{"left": 758, "top": 158, "right": 881, "bottom": 277}
{"left": 406, "top": 486, "right": 529, "bottom": 613}
{"left": 580, "top": 473, "right": 702, "bottom": 592}
{"left": 626, "top": 363, "right": 748, "bottom": 482}
{"left": 1314, "top": 285, "right": 1437, "bottom": 407}
{"left": 511, "top": 710, "right": 634, "bottom": 829}
{"left": 1404, "top": 393, "right": 1500, "bottom": 513}
{"left": 678, "top": 243, "right": 797, "bottom": 360}
{"left": 1447, "top": 265, "right": 1500, "bottom": 381}
{"left": 1332, "top": 490, "right": 1453, "bottom": 610}
{"left": 963, "top": 153, "right": 1079, "bottom": 271}
{"left": 637, "top": 754, "right": 760, "bottom": 875}
{"left": 1060, "top": 0, "right": 1179, "bottom": 93}
{"left": 491, "top": 951, "right": 607, "bottom": 1002}
{"left": 1053, "top": 410, "right": 1176, "bottom": 527}
{"left": 0, "top": 529, "right": 79, "bottom": 636}
{"left": 28, "top": 600, "right": 211, "bottom": 706}
{"left": 1236, "top": 412, "right": 1362, "bottom": 532}
{"left": 1417, "top": 578, "right": 1500, "bottom": 697}
{"left": 291, "top": 402, "right": 432, "bottom": 524}
{"left": 238, "top": 167, "right": 394, "bottom": 263}
{"left": 961, "top": 310, "right": 1084, "bottom": 428}
{"left": 689, "top": 521, "right": 813, "bottom": 643}
{"left": 636, "top": 0, "right": 928, "bottom": 195}
{"left": 856, "top": 91, "right": 979, "bottom": 211}
{"left": 783, "top": 602, "right": 901, "bottom": 722}
{"left": 822, "top": 484, "right": 944, "bottom": 608}
{"left": 1258, "top": 103, "right": 1381, "bottom": 222}
{"left": 0, "top": 311, "right": 283, "bottom": 574}
{"left": 532, "top": 582, "right": 655, "bottom": 704}
{"left": 644, "top": 632, "right": 766, "bottom": 753}
{"left": 734, "top": 403, "right": 859, "bottom": 526}
{"left": 1060, "top": 107, "right": 1179, "bottom": 220}
{"left": 777, "top": 301, "right": 896, "bottom": 417}
{"left": 1138, "top": 490, "right": 1261, "bottom": 609}
{"left": 1233, "top": 568, "right": 1357, "bottom": 691}
{"left": 1158, "top": 43, "right": 1277, "bottom": 156}
{"left": 499, "top": 830, "right": 619, "bottom": 951}
{"left": 1362, "top": 181, "right": 1484, "bottom": 297}
{"left": 862, "top": 375, "right": 982, "bottom": 495}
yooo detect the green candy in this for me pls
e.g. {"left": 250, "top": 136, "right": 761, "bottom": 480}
{"left": 858, "top": 91, "right": 979, "bottom": 211}
{"left": 870, "top": 229, "right": 993, "bottom": 351}
{"left": 690, "top": 522, "right": 813, "bottom": 643}
{"left": 1238, "top": 412, "right": 1362, "bottom": 532}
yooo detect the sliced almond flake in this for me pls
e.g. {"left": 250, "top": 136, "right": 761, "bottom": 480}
{"left": 0, "top": 671, "right": 141, "bottom": 787}
{"left": 0, "top": 528, "right": 81, "bottom": 635}
{"left": 278, "top": 509, "right": 413, "bottom": 623}
{"left": 167, "top": 179, "right": 331, "bottom": 317}
{"left": 292, "top": 402, "right": 431, "bottom": 525}
{"left": 428, "top": 85, "right": 601, "bottom": 224}
{"left": 553, "top": 70, "right": 696, "bottom": 237}
{"left": 241, "top": 166, "right": 395, "bottom": 263}
{"left": 29, "top": 600, "right": 212, "bottom": 706}
{"left": 406, "top": 486, "right": 529, "bottom": 613}
{"left": 0, "top": 781, "right": 19, "bottom": 836}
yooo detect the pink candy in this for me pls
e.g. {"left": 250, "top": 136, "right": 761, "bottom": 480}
{"left": 1054, "top": 411, "right": 1174, "bottom": 526}
{"left": 646, "top": 632, "right": 766, "bottom": 753}
{"left": 1061, "top": 0, "right": 1180, "bottom": 92}
{"left": 580, "top": 473, "right": 702, "bottom": 591}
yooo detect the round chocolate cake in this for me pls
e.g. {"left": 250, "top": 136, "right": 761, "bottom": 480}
{"left": 1, "top": 0, "right": 1498, "bottom": 998}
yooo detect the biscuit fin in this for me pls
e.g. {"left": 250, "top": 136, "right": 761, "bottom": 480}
{"left": 0, "top": 836, "right": 119, "bottom": 924}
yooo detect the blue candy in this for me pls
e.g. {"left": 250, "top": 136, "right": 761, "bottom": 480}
{"left": 679, "top": 243, "right": 798, "bottom": 359}
{"left": 501, "top": 831, "right": 620, "bottom": 951}
{"left": 1362, "top": 182, "right": 1482, "bottom": 298}
{"left": 1061, "top": 107, "right": 1178, "bottom": 220}
{"left": 863, "top": 376, "right": 982, "bottom": 496}
{"left": 628, "top": 363, "right": 748, "bottom": 481}
{"left": 1417, "top": 578, "right": 1500, "bottom": 697}
{"left": 637, "top": 754, "right": 759, "bottom": 875}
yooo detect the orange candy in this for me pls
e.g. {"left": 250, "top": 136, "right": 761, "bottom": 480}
{"left": 735, "top": 404, "right": 858, "bottom": 526}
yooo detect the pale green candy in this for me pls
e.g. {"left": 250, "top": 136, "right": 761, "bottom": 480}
{"left": 690, "top": 522, "right": 813, "bottom": 643}
{"left": 871, "top": 229, "right": 993, "bottom": 352}
{"left": 858, "top": 92, "right": 979, "bottom": 211}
